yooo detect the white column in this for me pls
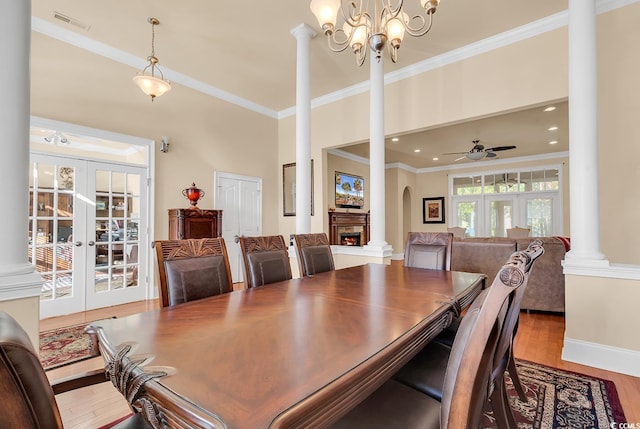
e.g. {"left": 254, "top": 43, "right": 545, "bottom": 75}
{"left": 365, "top": 54, "right": 391, "bottom": 254}
{"left": 0, "top": 0, "right": 43, "bottom": 341}
{"left": 290, "top": 24, "right": 316, "bottom": 234}
{"left": 565, "top": 0, "right": 607, "bottom": 265}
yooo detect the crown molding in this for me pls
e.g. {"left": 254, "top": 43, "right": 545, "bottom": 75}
{"left": 31, "top": 17, "right": 279, "bottom": 119}
{"left": 327, "top": 148, "right": 568, "bottom": 172}
{"left": 415, "top": 151, "right": 569, "bottom": 173}
{"left": 32, "top": 0, "right": 639, "bottom": 120}
{"left": 279, "top": 0, "right": 640, "bottom": 119}
{"left": 327, "top": 148, "right": 370, "bottom": 165}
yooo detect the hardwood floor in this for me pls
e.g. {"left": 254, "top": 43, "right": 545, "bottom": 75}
{"left": 44, "top": 300, "right": 640, "bottom": 428}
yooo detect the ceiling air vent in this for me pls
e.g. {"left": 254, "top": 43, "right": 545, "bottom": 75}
{"left": 53, "top": 12, "right": 91, "bottom": 31}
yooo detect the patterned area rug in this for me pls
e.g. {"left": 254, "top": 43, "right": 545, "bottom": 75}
{"left": 483, "top": 359, "right": 627, "bottom": 428}
{"left": 39, "top": 322, "right": 100, "bottom": 371}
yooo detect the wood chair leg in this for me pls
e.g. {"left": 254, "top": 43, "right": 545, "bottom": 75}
{"left": 507, "top": 351, "right": 527, "bottom": 402}
{"left": 490, "top": 375, "right": 518, "bottom": 429}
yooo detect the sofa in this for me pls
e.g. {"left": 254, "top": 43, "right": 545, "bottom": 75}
{"left": 450, "top": 236, "right": 567, "bottom": 313}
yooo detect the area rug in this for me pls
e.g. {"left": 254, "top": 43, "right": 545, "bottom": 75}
{"left": 39, "top": 322, "right": 100, "bottom": 371}
{"left": 482, "top": 359, "right": 627, "bottom": 428}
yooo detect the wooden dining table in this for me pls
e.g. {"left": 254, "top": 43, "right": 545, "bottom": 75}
{"left": 87, "top": 263, "right": 486, "bottom": 429}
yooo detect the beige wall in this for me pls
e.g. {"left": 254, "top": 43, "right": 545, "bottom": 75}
{"left": 0, "top": 297, "right": 39, "bottom": 349}
{"left": 597, "top": 4, "right": 640, "bottom": 264}
{"left": 565, "top": 274, "right": 640, "bottom": 353}
{"left": 31, "top": 35, "right": 281, "bottom": 242}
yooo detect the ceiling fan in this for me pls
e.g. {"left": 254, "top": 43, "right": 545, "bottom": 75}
{"left": 444, "top": 140, "right": 516, "bottom": 161}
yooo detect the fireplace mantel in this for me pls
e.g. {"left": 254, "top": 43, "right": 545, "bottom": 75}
{"left": 328, "top": 211, "right": 370, "bottom": 246}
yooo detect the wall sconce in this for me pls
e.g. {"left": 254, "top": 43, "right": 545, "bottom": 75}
{"left": 160, "top": 136, "right": 170, "bottom": 153}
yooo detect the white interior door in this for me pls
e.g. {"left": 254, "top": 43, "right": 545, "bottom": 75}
{"left": 214, "top": 172, "right": 262, "bottom": 283}
{"left": 31, "top": 155, "right": 149, "bottom": 318}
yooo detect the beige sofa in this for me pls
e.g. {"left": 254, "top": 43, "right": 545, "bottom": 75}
{"left": 450, "top": 236, "right": 567, "bottom": 313}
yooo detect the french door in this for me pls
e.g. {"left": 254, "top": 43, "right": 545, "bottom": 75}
{"left": 29, "top": 154, "right": 148, "bottom": 318}
{"left": 214, "top": 172, "right": 262, "bottom": 283}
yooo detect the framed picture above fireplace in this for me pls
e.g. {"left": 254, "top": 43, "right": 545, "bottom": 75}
{"left": 335, "top": 172, "right": 364, "bottom": 209}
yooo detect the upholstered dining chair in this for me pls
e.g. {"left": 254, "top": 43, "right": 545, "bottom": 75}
{"left": 330, "top": 243, "right": 535, "bottom": 429}
{"left": 239, "top": 235, "right": 292, "bottom": 288}
{"left": 154, "top": 238, "right": 233, "bottom": 307}
{"left": 506, "top": 226, "right": 531, "bottom": 238}
{"left": 0, "top": 311, "right": 150, "bottom": 429}
{"left": 404, "top": 232, "right": 453, "bottom": 270}
{"left": 392, "top": 240, "right": 545, "bottom": 429}
{"left": 292, "top": 233, "right": 335, "bottom": 277}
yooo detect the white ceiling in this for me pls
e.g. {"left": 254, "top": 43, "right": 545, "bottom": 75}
{"left": 30, "top": 0, "right": 573, "bottom": 167}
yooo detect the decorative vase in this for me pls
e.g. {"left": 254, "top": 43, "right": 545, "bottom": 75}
{"left": 182, "top": 182, "right": 205, "bottom": 208}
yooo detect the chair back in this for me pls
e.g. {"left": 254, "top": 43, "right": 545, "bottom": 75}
{"left": 404, "top": 232, "right": 453, "bottom": 270}
{"left": 506, "top": 226, "right": 530, "bottom": 238}
{"left": 492, "top": 240, "right": 544, "bottom": 374}
{"left": 292, "top": 233, "right": 334, "bottom": 277}
{"left": 154, "top": 238, "right": 233, "bottom": 307}
{"left": 0, "top": 312, "right": 63, "bottom": 429}
{"left": 239, "top": 235, "right": 292, "bottom": 288}
{"left": 440, "top": 247, "right": 534, "bottom": 428}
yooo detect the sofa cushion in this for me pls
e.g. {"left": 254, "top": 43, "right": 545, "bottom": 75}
{"left": 451, "top": 238, "right": 516, "bottom": 285}
{"left": 514, "top": 237, "right": 566, "bottom": 312}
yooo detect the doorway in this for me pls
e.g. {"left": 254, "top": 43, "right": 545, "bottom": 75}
{"left": 214, "top": 172, "right": 262, "bottom": 283}
{"left": 29, "top": 154, "right": 149, "bottom": 318}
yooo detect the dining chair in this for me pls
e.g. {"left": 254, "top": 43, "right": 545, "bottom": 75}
{"left": 392, "top": 240, "right": 545, "bottom": 428}
{"left": 292, "top": 233, "right": 335, "bottom": 277}
{"left": 154, "top": 238, "right": 233, "bottom": 307}
{"left": 239, "top": 235, "right": 292, "bottom": 288}
{"left": 0, "top": 311, "right": 150, "bottom": 429}
{"left": 330, "top": 244, "right": 534, "bottom": 429}
{"left": 404, "top": 232, "right": 453, "bottom": 270}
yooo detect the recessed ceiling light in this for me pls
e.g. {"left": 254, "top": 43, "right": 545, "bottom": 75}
{"left": 414, "top": 149, "right": 421, "bottom": 153}
{"left": 548, "top": 126, "right": 558, "bottom": 131}
{"left": 432, "top": 157, "right": 439, "bottom": 161}
{"left": 549, "top": 140, "right": 558, "bottom": 145}
{"left": 544, "top": 106, "right": 556, "bottom": 112}
{"left": 391, "top": 137, "right": 399, "bottom": 142}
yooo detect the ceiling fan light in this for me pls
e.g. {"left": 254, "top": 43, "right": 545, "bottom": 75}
{"left": 467, "top": 151, "right": 485, "bottom": 161}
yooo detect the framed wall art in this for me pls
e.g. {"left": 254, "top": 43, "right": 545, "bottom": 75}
{"left": 335, "top": 171, "right": 364, "bottom": 209}
{"left": 423, "top": 197, "right": 445, "bottom": 224}
{"left": 283, "top": 160, "right": 314, "bottom": 216}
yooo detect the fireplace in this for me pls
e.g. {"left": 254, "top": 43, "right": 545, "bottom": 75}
{"left": 340, "top": 232, "right": 362, "bottom": 246}
{"left": 328, "top": 212, "right": 369, "bottom": 246}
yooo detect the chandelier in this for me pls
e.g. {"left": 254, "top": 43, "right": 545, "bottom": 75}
{"left": 310, "top": 0, "right": 440, "bottom": 66}
{"left": 133, "top": 17, "right": 171, "bottom": 101}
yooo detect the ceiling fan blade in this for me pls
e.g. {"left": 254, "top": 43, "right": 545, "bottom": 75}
{"left": 454, "top": 155, "right": 466, "bottom": 161}
{"left": 443, "top": 151, "right": 469, "bottom": 155}
{"left": 485, "top": 152, "right": 497, "bottom": 158}
{"left": 485, "top": 145, "right": 516, "bottom": 152}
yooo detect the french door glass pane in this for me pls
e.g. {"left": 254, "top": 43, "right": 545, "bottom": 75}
{"left": 526, "top": 198, "right": 553, "bottom": 236}
{"left": 455, "top": 201, "right": 478, "bottom": 237}
{"left": 490, "top": 200, "right": 513, "bottom": 237}
{"left": 29, "top": 162, "right": 77, "bottom": 302}
{"left": 94, "top": 170, "right": 140, "bottom": 293}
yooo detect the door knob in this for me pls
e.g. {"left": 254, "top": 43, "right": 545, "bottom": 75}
{"left": 88, "top": 241, "right": 95, "bottom": 246}
{"left": 74, "top": 241, "right": 82, "bottom": 247}
{"left": 234, "top": 235, "right": 240, "bottom": 243}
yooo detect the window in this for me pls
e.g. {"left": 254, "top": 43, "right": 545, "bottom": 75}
{"left": 450, "top": 166, "right": 562, "bottom": 237}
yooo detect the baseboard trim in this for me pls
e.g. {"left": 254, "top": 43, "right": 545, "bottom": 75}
{"left": 562, "top": 337, "right": 640, "bottom": 377}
